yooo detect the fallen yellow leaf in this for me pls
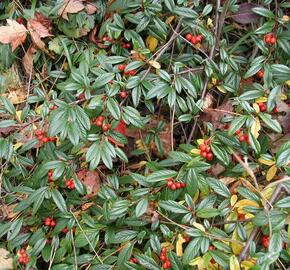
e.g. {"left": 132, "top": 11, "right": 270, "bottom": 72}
{"left": 217, "top": 85, "right": 226, "bottom": 93}
{"left": 250, "top": 117, "right": 261, "bottom": 138}
{"left": 266, "top": 165, "right": 277, "bottom": 181}
{"left": 148, "top": 60, "right": 161, "bottom": 69}
{"left": 253, "top": 103, "right": 260, "bottom": 113}
{"left": 230, "top": 255, "right": 240, "bottom": 270}
{"left": 231, "top": 194, "right": 238, "bottom": 207}
{"left": 145, "top": 35, "right": 158, "bottom": 52}
{"left": 231, "top": 229, "right": 244, "bottom": 255}
{"left": 176, "top": 234, "right": 186, "bottom": 257}
{"left": 234, "top": 199, "right": 259, "bottom": 210}
{"left": 258, "top": 158, "right": 275, "bottom": 166}
{"left": 192, "top": 222, "right": 206, "bottom": 232}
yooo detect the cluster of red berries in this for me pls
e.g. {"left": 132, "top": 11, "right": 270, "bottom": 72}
{"left": 199, "top": 142, "right": 213, "bottom": 161}
{"left": 35, "top": 129, "right": 56, "bottom": 144}
{"left": 256, "top": 70, "right": 264, "bottom": 79}
{"left": 92, "top": 116, "right": 111, "bottom": 132}
{"left": 264, "top": 33, "right": 277, "bottom": 45}
{"left": 18, "top": 248, "right": 30, "bottom": 265}
{"left": 208, "top": 245, "right": 216, "bottom": 264}
{"left": 48, "top": 170, "right": 54, "bottom": 183}
{"left": 185, "top": 33, "right": 203, "bottom": 45}
{"left": 166, "top": 178, "right": 186, "bottom": 190}
{"left": 65, "top": 179, "right": 75, "bottom": 189}
{"left": 235, "top": 129, "right": 250, "bottom": 144}
{"left": 129, "top": 256, "right": 138, "bottom": 264}
{"left": 122, "top": 42, "right": 131, "bottom": 49}
{"left": 160, "top": 247, "right": 171, "bottom": 269}
{"left": 118, "top": 65, "right": 137, "bottom": 76}
{"left": 119, "top": 91, "right": 128, "bottom": 99}
{"left": 44, "top": 217, "right": 56, "bottom": 227}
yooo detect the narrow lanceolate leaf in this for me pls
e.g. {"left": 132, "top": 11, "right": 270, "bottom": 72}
{"left": 207, "top": 177, "right": 231, "bottom": 197}
{"left": 159, "top": 200, "right": 189, "bottom": 214}
{"left": 147, "top": 170, "right": 177, "bottom": 182}
{"left": 259, "top": 113, "right": 282, "bottom": 133}
{"left": 228, "top": 115, "right": 248, "bottom": 135}
{"left": 134, "top": 254, "right": 160, "bottom": 270}
{"left": 51, "top": 189, "right": 67, "bottom": 213}
{"left": 135, "top": 198, "right": 148, "bottom": 217}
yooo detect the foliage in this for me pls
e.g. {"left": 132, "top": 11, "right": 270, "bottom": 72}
{"left": 0, "top": 0, "right": 290, "bottom": 269}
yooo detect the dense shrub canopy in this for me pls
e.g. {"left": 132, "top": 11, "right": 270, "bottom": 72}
{"left": 0, "top": 0, "right": 290, "bottom": 269}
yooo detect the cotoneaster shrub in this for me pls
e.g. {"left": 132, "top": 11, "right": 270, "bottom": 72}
{"left": 0, "top": 0, "right": 290, "bottom": 270}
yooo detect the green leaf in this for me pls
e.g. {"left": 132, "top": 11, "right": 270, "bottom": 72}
{"left": 51, "top": 189, "right": 68, "bottom": 213}
{"left": 259, "top": 113, "right": 282, "bottom": 133}
{"left": 182, "top": 238, "right": 201, "bottom": 264}
{"left": 116, "top": 242, "right": 134, "bottom": 270}
{"left": 228, "top": 115, "right": 248, "bottom": 135}
{"left": 239, "top": 90, "right": 263, "bottom": 101}
{"left": 125, "top": 61, "right": 144, "bottom": 71}
{"left": 134, "top": 254, "right": 160, "bottom": 270}
{"left": 147, "top": 170, "right": 177, "bottom": 182}
{"left": 252, "top": 7, "right": 275, "bottom": 18}
{"left": 136, "top": 198, "right": 148, "bottom": 217}
{"left": 159, "top": 200, "right": 189, "bottom": 214}
{"left": 107, "top": 97, "right": 121, "bottom": 119}
{"left": 211, "top": 144, "right": 229, "bottom": 165}
{"left": 207, "top": 177, "right": 231, "bottom": 197}
{"left": 196, "top": 208, "right": 220, "bottom": 218}
{"left": 275, "top": 197, "right": 290, "bottom": 208}
{"left": 269, "top": 232, "right": 282, "bottom": 253}
{"left": 249, "top": 132, "right": 261, "bottom": 154}
{"left": 0, "top": 120, "right": 17, "bottom": 128}
{"left": 93, "top": 73, "right": 115, "bottom": 88}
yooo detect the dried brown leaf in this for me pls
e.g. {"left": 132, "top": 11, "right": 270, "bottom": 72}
{"left": 22, "top": 46, "right": 37, "bottom": 76}
{"left": 0, "top": 19, "right": 27, "bottom": 51}
{"left": 85, "top": 3, "right": 97, "bottom": 14}
{"left": 58, "top": 0, "right": 85, "bottom": 20}
{"left": 232, "top": 3, "right": 260, "bottom": 24}
{"left": 77, "top": 170, "right": 100, "bottom": 198}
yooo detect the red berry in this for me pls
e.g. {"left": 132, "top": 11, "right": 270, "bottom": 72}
{"left": 238, "top": 213, "right": 245, "bottom": 220}
{"left": 180, "top": 182, "right": 186, "bottom": 188}
{"left": 256, "top": 70, "right": 264, "bottom": 79}
{"left": 42, "top": 137, "right": 49, "bottom": 143}
{"left": 69, "top": 182, "right": 75, "bottom": 189}
{"left": 133, "top": 258, "right": 138, "bottom": 263}
{"left": 118, "top": 65, "right": 126, "bottom": 71}
{"left": 196, "top": 35, "right": 203, "bottom": 42}
{"left": 125, "top": 43, "right": 131, "bottom": 49}
{"left": 120, "top": 91, "right": 127, "bottom": 99}
{"left": 270, "top": 36, "right": 276, "bottom": 44}
{"left": 161, "top": 247, "right": 167, "bottom": 254}
{"left": 36, "top": 129, "right": 43, "bottom": 136}
{"left": 273, "top": 106, "right": 278, "bottom": 113}
{"left": 44, "top": 218, "right": 51, "bottom": 226}
{"left": 224, "top": 124, "right": 230, "bottom": 130}
{"left": 50, "top": 220, "right": 56, "bottom": 227}
{"left": 129, "top": 258, "right": 134, "bottom": 263}
{"left": 201, "top": 151, "right": 207, "bottom": 158}
{"left": 167, "top": 180, "right": 173, "bottom": 188}
{"left": 24, "top": 257, "right": 30, "bottom": 264}
{"left": 175, "top": 182, "right": 181, "bottom": 189}
{"left": 208, "top": 245, "right": 216, "bottom": 250}
{"left": 102, "top": 124, "right": 110, "bottom": 132}
{"left": 96, "top": 120, "right": 103, "bottom": 127}
{"left": 129, "top": 70, "right": 137, "bottom": 76}
{"left": 185, "top": 33, "right": 192, "bottom": 41}
{"left": 124, "top": 71, "right": 130, "bottom": 76}
{"left": 62, "top": 227, "right": 68, "bottom": 234}
{"left": 235, "top": 128, "right": 242, "bottom": 135}
{"left": 258, "top": 103, "right": 266, "bottom": 112}
{"left": 97, "top": 116, "right": 105, "bottom": 122}
{"left": 191, "top": 36, "right": 197, "bottom": 44}
{"left": 48, "top": 170, "right": 53, "bottom": 177}
{"left": 206, "top": 152, "right": 213, "bottom": 161}
{"left": 171, "top": 184, "right": 177, "bottom": 190}
{"left": 210, "top": 258, "right": 216, "bottom": 264}
{"left": 17, "top": 18, "right": 24, "bottom": 24}
{"left": 160, "top": 254, "right": 167, "bottom": 261}
{"left": 102, "top": 37, "right": 107, "bottom": 42}
{"left": 19, "top": 257, "right": 25, "bottom": 263}
{"left": 239, "top": 135, "right": 246, "bottom": 142}
{"left": 262, "top": 235, "right": 269, "bottom": 248}
{"left": 199, "top": 144, "right": 206, "bottom": 151}
{"left": 165, "top": 260, "right": 171, "bottom": 268}
{"left": 205, "top": 146, "right": 211, "bottom": 153}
